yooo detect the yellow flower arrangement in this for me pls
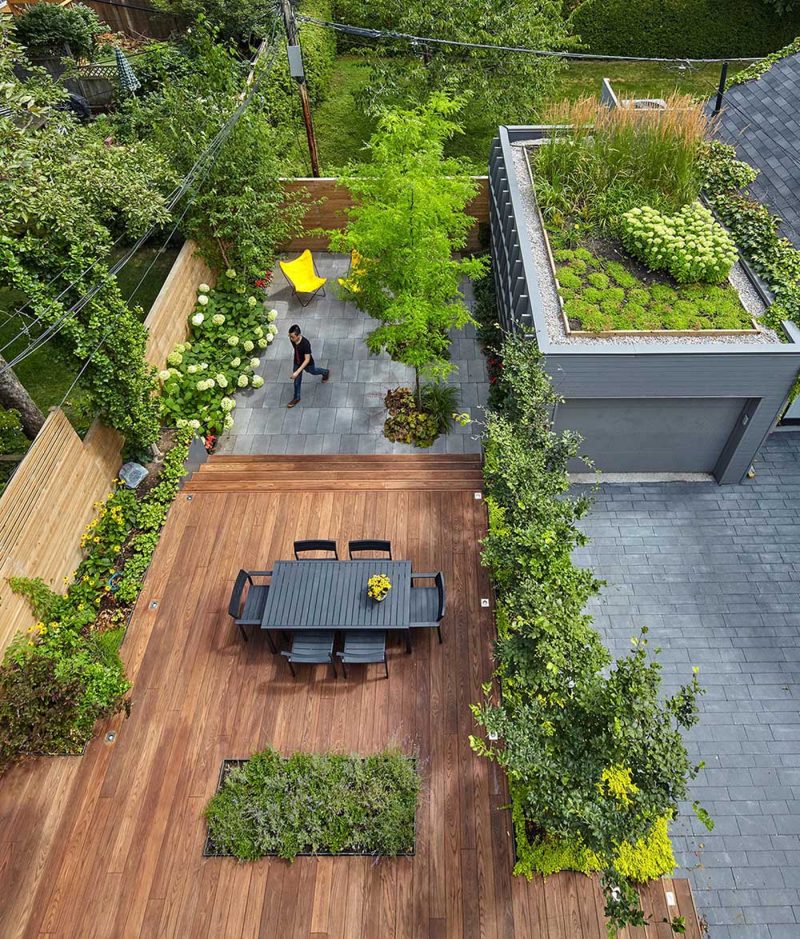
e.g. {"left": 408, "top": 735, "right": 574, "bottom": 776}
{"left": 367, "top": 573, "right": 392, "bottom": 601}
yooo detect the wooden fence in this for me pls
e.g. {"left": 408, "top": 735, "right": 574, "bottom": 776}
{"left": 0, "top": 411, "right": 122, "bottom": 655}
{"left": 280, "top": 176, "right": 490, "bottom": 253}
{"left": 143, "top": 240, "right": 215, "bottom": 367}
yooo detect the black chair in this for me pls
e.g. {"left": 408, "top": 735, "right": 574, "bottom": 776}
{"left": 409, "top": 572, "right": 446, "bottom": 644}
{"left": 337, "top": 630, "right": 388, "bottom": 679}
{"left": 294, "top": 539, "right": 338, "bottom": 560}
{"left": 281, "top": 631, "right": 337, "bottom": 678}
{"left": 348, "top": 539, "right": 392, "bottom": 560}
{"left": 228, "top": 569, "right": 275, "bottom": 650}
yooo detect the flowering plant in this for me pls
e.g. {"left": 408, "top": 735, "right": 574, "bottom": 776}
{"left": 367, "top": 573, "right": 392, "bottom": 601}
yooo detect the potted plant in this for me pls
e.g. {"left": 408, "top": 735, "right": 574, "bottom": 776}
{"left": 367, "top": 573, "right": 392, "bottom": 602}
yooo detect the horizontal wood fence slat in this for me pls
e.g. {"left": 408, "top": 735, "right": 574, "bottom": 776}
{"left": 143, "top": 240, "right": 215, "bottom": 368}
{"left": 280, "top": 176, "right": 490, "bottom": 253}
{"left": 0, "top": 410, "right": 122, "bottom": 655}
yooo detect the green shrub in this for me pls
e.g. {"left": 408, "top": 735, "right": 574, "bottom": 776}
{"left": 13, "top": 2, "right": 104, "bottom": 59}
{"left": 621, "top": 202, "right": 738, "bottom": 284}
{"left": 556, "top": 268, "right": 582, "bottom": 290}
{"left": 569, "top": 0, "right": 800, "bottom": 58}
{"left": 606, "top": 261, "right": 637, "bottom": 289}
{"left": 204, "top": 747, "right": 420, "bottom": 859}
{"left": 383, "top": 387, "right": 439, "bottom": 447}
{"left": 587, "top": 271, "right": 610, "bottom": 289}
{"left": 421, "top": 381, "right": 460, "bottom": 436}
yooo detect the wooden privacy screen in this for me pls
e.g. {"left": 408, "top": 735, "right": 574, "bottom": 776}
{"left": 143, "top": 240, "right": 215, "bottom": 367}
{"left": 0, "top": 410, "right": 122, "bottom": 655}
{"left": 280, "top": 176, "right": 490, "bottom": 253}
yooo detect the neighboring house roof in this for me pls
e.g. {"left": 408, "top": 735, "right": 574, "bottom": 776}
{"left": 714, "top": 52, "right": 800, "bottom": 248}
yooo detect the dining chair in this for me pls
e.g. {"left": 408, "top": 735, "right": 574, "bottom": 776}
{"left": 228, "top": 569, "right": 275, "bottom": 650}
{"left": 281, "top": 631, "right": 337, "bottom": 678}
{"left": 348, "top": 539, "right": 392, "bottom": 560}
{"left": 409, "top": 571, "right": 446, "bottom": 644}
{"left": 294, "top": 539, "right": 338, "bottom": 560}
{"left": 337, "top": 630, "right": 388, "bottom": 679}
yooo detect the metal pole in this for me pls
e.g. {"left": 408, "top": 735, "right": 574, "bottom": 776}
{"left": 280, "top": 0, "right": 320, "bottom": 177}
{"left": 713, "top": 61, "right": 729, "bottom": 117}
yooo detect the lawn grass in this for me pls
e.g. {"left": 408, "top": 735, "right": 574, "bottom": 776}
{"left": 291, "top": 55, "right": 747, "bottom": 174}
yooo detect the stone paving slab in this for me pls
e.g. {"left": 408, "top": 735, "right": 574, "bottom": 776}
{"left": 218, "top": 254, "right": 487, "bottom": 455}
{"left": 573, "top": 432, "right": 800, "bottom": 939}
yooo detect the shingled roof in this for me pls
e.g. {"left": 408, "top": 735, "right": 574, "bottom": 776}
{"left": 714, "top": 53, "right": 800, "bottom": 248}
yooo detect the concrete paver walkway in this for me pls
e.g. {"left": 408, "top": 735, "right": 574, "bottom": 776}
{"left": 218, "top": 254, "right": 487, "bottom": 455}
{"left": 574, "top": 432, "right": 800, "bottom": 939}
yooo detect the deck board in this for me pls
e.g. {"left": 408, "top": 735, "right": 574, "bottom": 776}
{"left": 0, "top": 457, "right": 702, "bottom": 938}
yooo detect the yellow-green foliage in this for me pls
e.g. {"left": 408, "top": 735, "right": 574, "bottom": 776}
{"left": 511, "top": 787, "right": 675, "bottom": 883}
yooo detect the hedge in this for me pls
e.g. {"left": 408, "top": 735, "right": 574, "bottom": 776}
{"left": 569, "top": 0, "right": 800, "bottom": 59}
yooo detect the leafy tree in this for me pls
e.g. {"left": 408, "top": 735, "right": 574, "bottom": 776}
{"left": 0, "top": 34, "right": 172, "bottom": 447}
{"left": 114, "top": 29, "right": 307, "bottom": 278}
{"left": 12, "top": 2, "right": 104, "bottom": 60}
{"left": 331, "top": 94, "right": 486, "bottom": 404}
{"left": 351, "top": 0, "right": 572, "bottom": 128}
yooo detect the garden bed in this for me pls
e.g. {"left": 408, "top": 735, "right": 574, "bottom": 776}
{"left": 203, "top": 749, "right": 419, "bottom": 860}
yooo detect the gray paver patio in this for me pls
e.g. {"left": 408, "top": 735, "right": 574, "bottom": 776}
{"left": 218, "top": 253, "right": 487, "bottom": 455}
{"left": 573, "top": 431, "right": 800, "bottom": 939}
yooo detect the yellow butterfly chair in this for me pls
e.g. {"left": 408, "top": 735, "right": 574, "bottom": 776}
{"left": 337, "top": 250, "right": 365, "bottom": 295}
{"left": 279, "top": 250, "right": 327, "bottom": 307}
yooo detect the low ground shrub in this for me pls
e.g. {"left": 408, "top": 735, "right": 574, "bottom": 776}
{"left": 620, "top": 202, "right": 738, "bottom": 284}
{"left": 569, "top": 0, "right": 800, "bottom": 59}
{"left": 0, "top": 431, "right": 192, "bottom": 772}
{"left": 551, "top": 231, "right": 750, "bottom": 332}
{"left": 204, "top": 747, "right": 419, "bottom": 859}
{"left": 159, "top": 271, "right": 278, "bottom": 435}
{"left": 383, "top": 387, "right": 439, "bottom": 448}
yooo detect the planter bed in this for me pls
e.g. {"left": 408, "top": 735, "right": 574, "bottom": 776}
{"left": 203, "top": 750, "right": 418, "bottom": 859}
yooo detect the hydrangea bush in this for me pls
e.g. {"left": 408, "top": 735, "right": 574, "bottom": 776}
{"left": 159, "top": 271, "right": 278, "bottom": 433}
{"left": 620, "top": 202, "right": 738, "bottom": 284}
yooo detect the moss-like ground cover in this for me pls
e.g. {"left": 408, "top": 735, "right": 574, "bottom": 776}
{"left": 549, "top": 236, "right": 753, "bottom": 333}
{"left": 204, "top": 747, "right": 419, "bottom": 860}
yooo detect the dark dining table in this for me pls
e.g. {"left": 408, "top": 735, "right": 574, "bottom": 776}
{"left": 261, "top": 559, "right": 413, "bottom": 651}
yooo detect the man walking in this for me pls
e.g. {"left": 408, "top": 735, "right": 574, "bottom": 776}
{"left": 287, "top": 324, "right": 329, "bottom": 408}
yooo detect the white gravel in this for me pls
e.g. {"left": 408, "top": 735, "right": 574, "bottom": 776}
{"left": 510, "top": 142, "right": 782, "bottom": 348}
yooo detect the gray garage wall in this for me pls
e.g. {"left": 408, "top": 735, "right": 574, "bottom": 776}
{"left": 489, "top": 125, "right": 800, "bottom": 484}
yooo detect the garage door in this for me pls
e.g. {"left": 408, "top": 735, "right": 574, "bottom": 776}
{"left": 554, "top": 397, "right": 748, "bottom": 474}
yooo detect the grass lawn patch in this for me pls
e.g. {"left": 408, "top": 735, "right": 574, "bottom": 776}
{"left": 548, "top": 230, "right": 753, "bottom": 332}
{"left": 204, "top": 747, "right": 420, "bottom": 860}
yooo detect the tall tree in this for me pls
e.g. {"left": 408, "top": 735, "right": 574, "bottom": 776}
{"left": 355, "top": 0, "right": 572, "bottom": 129}
{"left": 331, "top": 94, "right": 486, "bottom": 404}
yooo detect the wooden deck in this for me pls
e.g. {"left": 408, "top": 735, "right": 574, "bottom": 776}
{"left": 0, "top": 455, "right": 702, "bottom": 939}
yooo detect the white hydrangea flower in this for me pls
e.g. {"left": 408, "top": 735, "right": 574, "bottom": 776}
{"left": 268, "top": 324, "right": 278, "bottom": 336}
{"left": 198, "top": 283, "right": 210, "bottom": 294}
{"left": 187, "top": 365, "right": 198, "bottom": 375}
{"left": 230, "top": 357, "right": 241, "bottom": 368}
{"left": 176, "top": 418, "right": 187, "bottom": 428}
{"left": 189, "top": 419, "right": 201, "bottom": 429}
{"left": 257, "top": 337, "right": 268, "bottom": 348}
{"left": 242, "top": 340, "right": 254, "bottom": 352}
{"left": 184, "top": 341, "right": 192, "bottom": 350}
{"left": 225, "top": 268, "right": 237, "bottom": 279}
{"left": 197, "top": 295, "right": 209, "bottom": 306}
{"left": 251, "top": 375, "right": 264, "bottom": 389}
{"left": 237, "top": 374, "right": 249, "bottom": 388}
{"left": 223, "top": 413, "right": 234, "bottom": 429}
{"left": 158, "top": 369, "right": 171, "bottom": 381}
{"left": 191, "top": 312, "right": 204, "bottom": 326}
{"left": 254, "top": 326, "right": 264, "bottom": 338}
{"left": 250, "top": 357, "right": 260, "bottom": 369}
{"left": 227, "top": 335, "right": 239, "bottom": 346}
{"left": 221, "top": 396, "right": 235, "bottom": 412}
{"left": 215, "top": 374, "right": 228, "bottom": 388}
{"left": 266, "top": 333, "right": 274, "bottom": 344}
{"left": 212, "top": 313, "right": 225, "bottom": 325}
{"left": 200, "top": 362, "right": 209, "bottom": 370}
{"left": 167, "top": 350, "right": 183, "bottom": 366}
{"left": 267, "top": 309, "right": 278, "bottom": 322}
{"left": 247, "top": 296, "right": 257, "bottom": 307}
{"left": 196, "top": 379, "right": 208, "bottom": 391}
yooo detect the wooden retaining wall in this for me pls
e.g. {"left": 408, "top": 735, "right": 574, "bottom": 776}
{"left": 281, "top": 176, "right": 490, "bottom": 254}
{"left": 143, "top": 240, "right": 215, "bottom": 367}
{"left": 0, "top": 410, "right": 122, "bottom": 655}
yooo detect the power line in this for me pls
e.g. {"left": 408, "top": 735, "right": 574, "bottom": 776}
{"left": 297, "top": 15, "right": 762, "bottom": 65}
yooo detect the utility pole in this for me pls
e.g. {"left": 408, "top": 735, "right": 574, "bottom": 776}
{"left": 280, "top": 0, "right": 320, "bottom": 177}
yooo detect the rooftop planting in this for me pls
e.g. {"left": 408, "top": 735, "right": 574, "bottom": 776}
{"left": 534, "top": 97, "right": 756, "bottom": 334}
